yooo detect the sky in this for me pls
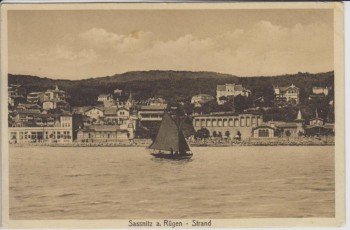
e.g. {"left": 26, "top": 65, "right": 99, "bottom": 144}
{"left": 8, "top": 9, "right": 334, "bottom": 80}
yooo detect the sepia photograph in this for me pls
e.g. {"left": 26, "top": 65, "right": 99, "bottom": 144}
{"left": 1, "top": 2, "right": 345, "bottom": 228}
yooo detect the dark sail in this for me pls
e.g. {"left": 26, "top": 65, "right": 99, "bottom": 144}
{"left": 149, "top": 112, "right": 190, "bottom": 153}
{"left": 174, "top": 116, "right": 195, "bottom": 138}
{"left": 178, "top": 130, "right": 191, "bottom": 153}
{"left": 181, "top": 117, "right": 196, "bottom": 138}
{"left": 149, "top": 112, "right": 181, "bottom": 152}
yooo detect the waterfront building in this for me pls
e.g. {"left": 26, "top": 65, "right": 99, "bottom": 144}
{"left": 192, "top": 112, "right": 263, "bottom": 139}
{"left": 266, "top": 110, "right": 305, "bottom": 138}
{"left": 76, "top": 121, "right": 135, "bottom": 143}
{"left": 273, "top": 84, "right": 300, "bottom": 104}
{"left": 304, "top": 110, "right": 334, "bottom": 136}
{"left": 252, "top": 126, "right": 275, "bottom": 138}
{"left": 191, "top": 94, "right": 215, "bottom": 105}
{"left": 8, "top": 114, "right": 73, "bottom": 144}
{"left": 216, "top": 84, "right": 250, "bottom": 105}
{"left": 138, "top": 104, "right": 167, "bottom": 121}
{"left": 309, "top": 109, "right": 323, "bottom": 126}
{"left": 13, "top": 110, "right": 41, "bottom": 126}
{"left": 269, "top": 121, "right": 299, "bottom": 137}
{"left": 104, "top": 107, "right": 130, "bottom": 124}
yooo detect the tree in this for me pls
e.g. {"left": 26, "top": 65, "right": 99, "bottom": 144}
{"left": 225, "top": 130, "right": 230, "bottom": 138}
{"left": 212, "top": 131, "right": 217, "bottom": 137}
{"left": 234, "top": 95, "right": 251, "bottom": 112}
{"left": 217, "top": 132, "right": 222, "bottom": 138}
{"left": 194, "top": 128, "right": 210, "bottom": 139}
{"left": 285, "top": 130, "right": 291, "bottom": 141}
{"left": 274, "top": 128, "right": 283, "bottom": 137}
{"left": 234, "top": 131, "right": 242, "bottom": 141}
{"left": 298, "top": 131, "right": 304, "bottom": 140}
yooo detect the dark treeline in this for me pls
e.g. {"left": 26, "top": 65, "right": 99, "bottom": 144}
{"left": 9, "top": 70, "right": 334, "bottom": 108}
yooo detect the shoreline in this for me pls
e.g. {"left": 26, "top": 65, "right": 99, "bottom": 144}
{"left": 8, "top": 141, "right": 335, "bottom": 148}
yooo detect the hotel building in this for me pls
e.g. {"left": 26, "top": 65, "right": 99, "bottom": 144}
{"left": 192, "top": 112, "right": 263, "bottom": 139}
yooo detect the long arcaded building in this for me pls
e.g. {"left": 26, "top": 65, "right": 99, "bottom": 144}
{"left": 192, "top": 112, "right": 263, "bottom": 139}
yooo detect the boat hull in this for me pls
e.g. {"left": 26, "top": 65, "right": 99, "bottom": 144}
{"left": 151, "top": 152, "right": 193, "bottom": 160}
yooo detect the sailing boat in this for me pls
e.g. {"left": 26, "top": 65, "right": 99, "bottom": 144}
{"left": 149, "top": 112, "right": 193, "bottom": 160}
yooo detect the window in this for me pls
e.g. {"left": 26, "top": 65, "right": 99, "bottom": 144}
{"left": 258, "top": 129, "right": 269, "bottom": 137}
{"left": 252, "top": 117, "right": 256, "bottom": 126}
{"left": 257, "top": 117, "right": 262, "bottom": 126}
{"left": 223, "top": 120, "right": 228, "bottom": 127}
{"left": 229, "top": 119, "right": 234, "bottom": 127}
{"left": 234, "top": 119, "right": 239, "bottom": 127}
{"left": 240, "top": 117, "right": 245, "bottom": 126}
{"left": 212, "top": 120, "right": 217, "bottom": 127}
{"left": 246, "top": 117, "right": 250, "bottom": 127}
{"left": 206, "top": 120, "right": 211, "bottom": 127}
{"left": 218, "top": 119, "right": 222, "bottom": 127}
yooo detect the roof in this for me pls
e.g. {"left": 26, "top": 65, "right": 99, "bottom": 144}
{"left": 217, "top": 84, "right": 246, "bottom": 92}
{"left": 117, "top": 107, "right": 129, "bottom": 112}
{"left": 35, "top": 114, "right": 60, "bottom": 118}
{"left": 193, "top": 112, "right": 262, "bottom": 118}
{"left": 104, "top": 108, "right": 117, "bottom": 115}
{"left": 94, "top": 125, "right": 119, "bottom": 132}
{"left": 84, "top": 106, "right": 104, "bottom": 113}
{"left": 252, "top": 125, "right": 275, "bottom": 131}
{"left": 305, "top": 125, "right": 334, "bottom": 130}
{"left": 17, "top": 110, "right": 41, "bottom": 115}
{"left": 312, "top": 86, "right": 329, "bottom": 89}
{"left": 192, "top": 94, "right": 214, "bottom": 98}
{"left": 79, "top": 125, "right": 129, "bottom": 133}
{"left": 217, "top": 85, "right": 226, "bottom": 91}
{"left": 324, "top": 123, "right": 334, "bottom": 129}
{"left": 273, "top": 122, "right": 297, "bottom": 128}
{"left": 28, "top": 92, "right": 43, "bottom": 95}
{"left": 140, "top": 105, "right": 167, "bottom": 110}
{"left": 234, "top": 85, "right": 243, "bottom": 91}
{"left": 309, "top": 117, "right": 324, "bottom": 121}
{"left": 274, "top": 84, "right": 299, "bottom": 92}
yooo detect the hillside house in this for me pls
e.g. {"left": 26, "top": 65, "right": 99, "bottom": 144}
{"left": 274, "top": 84, "right": 300, "bottom": 104}
{"left": 216, "top": 84, "right": 250, "bottom": 105}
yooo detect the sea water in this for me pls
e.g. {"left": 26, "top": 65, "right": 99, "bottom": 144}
{"left": 9, "top": 146, "right": 334, "bottom": 219}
